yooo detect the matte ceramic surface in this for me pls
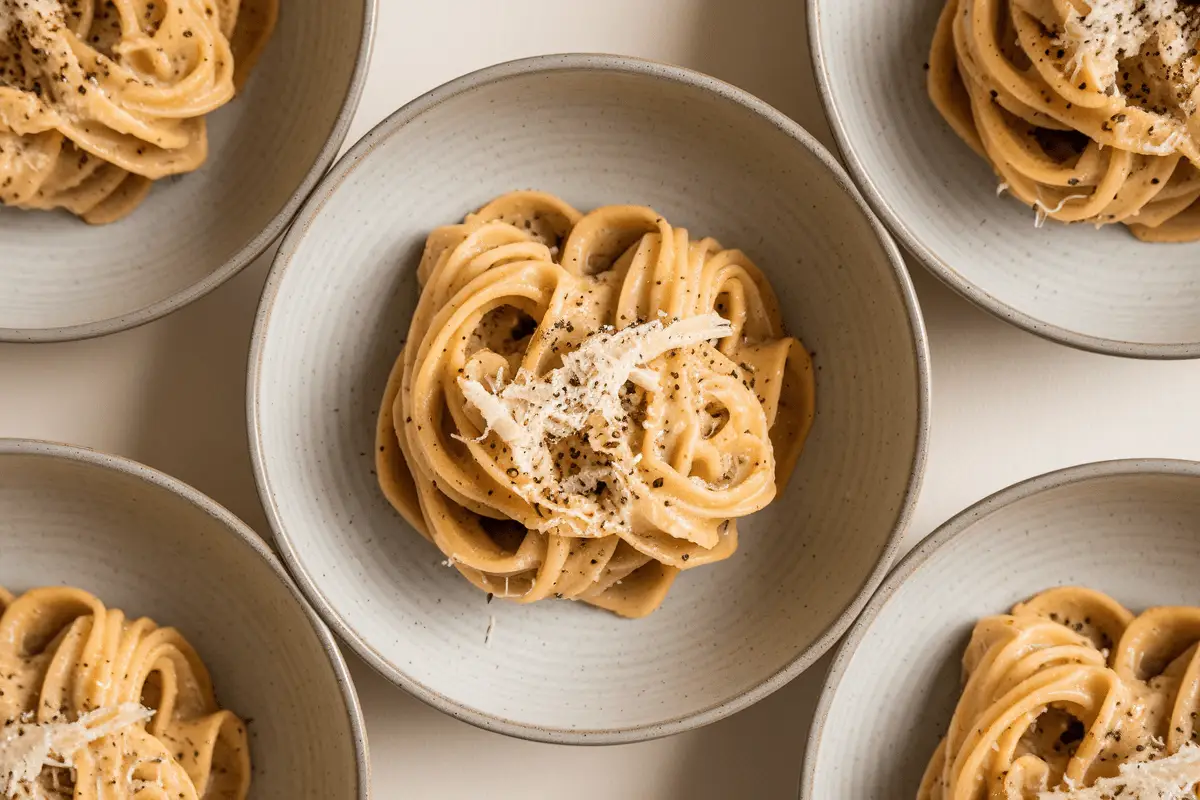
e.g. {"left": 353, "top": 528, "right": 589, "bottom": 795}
{"left": 0, "top": 1, "right": 375, "bottom": 342}
{"left": 803, "top": 460, "right": 1200, "bottom": 798}
{"left": 810, "top": 1, "right": 1200, "bottom": 358}
{"left": 249, "top": 54, "right": 929, "bottom": 744}
{"left": 0, "top": 440, "right": 368, "bottom": 797}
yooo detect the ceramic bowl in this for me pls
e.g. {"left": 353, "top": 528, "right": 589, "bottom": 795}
{"left": 803, "top": 459, "right": 1200, "bottom": 797}
{"left": 0, "top": 1, "right": 375, "bottom": 342}
{"left": 811, "top": 1, "right": 1200, "bottom": 358}
{"left": 0, "top": 439, "right": 368, "bottom": 797}
{"left": 249, "top": 54, "right": 929, "bottom": 743}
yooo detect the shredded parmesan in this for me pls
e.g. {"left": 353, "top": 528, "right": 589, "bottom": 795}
{"left": 0, "top": 704, "right": 153, "bottom": 799}
{"left": 1034, "top": 193, "right": 1090, "bottom": 227}
{"left": 456, "top": 313, "right": 732, "bottom": 536}
{"left": 1039, "top": 742, "right": 1200, "bottom": 799}
{"left": 1063, "top": 0, "right": 1196, "bottom": 83}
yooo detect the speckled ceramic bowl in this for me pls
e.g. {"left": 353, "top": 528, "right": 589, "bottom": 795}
{"left": 0, "top": 0, "right": 374, "bottom": 342}
{"left": 249, "top": 54, "right": 929, "bottom": 743}
{"left": 0, "top": 439, "right": 368, "bottom": 797}
{"left": 803, "top": 459, "right": 1200, "bottom": 797}
{"left": 811, "top": 1, "right": 1200, "bottom": 358}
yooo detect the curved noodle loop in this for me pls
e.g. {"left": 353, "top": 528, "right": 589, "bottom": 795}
{"left": 0, "top": 585, "right": 251, "bottom": 799}
{"left": 376, "top": 192, "right": 815, "bottom": 618}
{"left": 920, "top": 587, "right": 1200, "bottom": 799}
{"left": 929, "top": 0, "right": 1200, "bottom": 241}
{"left": 0, "top": 0, "right": 277, "bottom": 223}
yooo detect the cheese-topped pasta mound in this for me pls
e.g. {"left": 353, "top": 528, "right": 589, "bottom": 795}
{"left": 929, "top": 0, "right": 1200, "bottom": 241}
{"left": 0, "top": 585, "right": 250, "bottom": 799}
{"left": 920, "top": 587, "right": 1200, "bottom": 799}
{"left": 376, "top": 192, "right": 815, "bottom": 618}
{"left": 0, "top": 0, "right": 277, "bottom": 224}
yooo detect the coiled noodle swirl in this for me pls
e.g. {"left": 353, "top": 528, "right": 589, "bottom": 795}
{"left": 376, "top": 192, "right": 815, "bottom": 618}
{"left": 929, "top": 0, "right": 1200, "bottom": 240}
{"left": 0, "top": 585, "right": 250, "bottom": 799}
{"left": 921, "top": 587, "right": 1200, "bottom": 798}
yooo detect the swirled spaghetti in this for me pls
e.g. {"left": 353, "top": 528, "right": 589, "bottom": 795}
{"left": 920, "top": 587, "right": 1200, "bottom": 799}
{"left": 929, "top": 0, "right": 1200, "bottom": 241}
{"left": 0, "top": 585, "right": 250, "bottom": 799}
{"left": 0, "top": 0, "right": 277, "bottom": 224}
{"left": 375, "top": 192, "right": 815, "bottom": 619}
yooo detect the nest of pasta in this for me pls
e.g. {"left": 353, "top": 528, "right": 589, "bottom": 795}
{"left": 0, "top": 0, "right": 277, "bottom": 223}
{"left": 929, "top": 0, "right": 1200, "bottom": 241}
{"left": 376, "top": 192, "right": 815, "bottom": 618}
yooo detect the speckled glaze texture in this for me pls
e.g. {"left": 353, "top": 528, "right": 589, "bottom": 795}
{"left": 249, "top": 54, "right": 930, "bottom": 744}
{"left": 802, "top": 460, "right": 1200, "bottom": 798}
{"left": 0, "top": 1, "right": 375, "bottom": 342}
{"left": 810, "top": 2, "right": 1200, "bottom": 358}
{"left": 0, "top": 440, "right": 369, "bottom": 797}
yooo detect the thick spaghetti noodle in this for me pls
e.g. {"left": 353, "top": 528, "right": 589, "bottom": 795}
{"left": 376, "top": 192, "right": 815, "bottom": 618}
{"left": 929, "top": 0, "right": 1200, "bottom": 241}
{"left": 0, "top": 0, "right": 277, "bottom": 224}
{"left": 920, "top": 587, "right": 1200, "bottom": 798}
{"left": 0, "top": 585, "right": 250, "bottom": 799}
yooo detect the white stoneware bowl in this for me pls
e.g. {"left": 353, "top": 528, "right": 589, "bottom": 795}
{"left": 803, "top": 459, "right": 1200, "bottom": 797}
{"left": 0, "top": 439, "right": 368, "bottom": 797}
{"left": 0, "top": 1, "right": 375, "bottom": 342}
{"left": 810, "top": 2, "right": 1200, "bottom": 358}
{"left": 249, "top": 54, "right": 930, "bottom": 743}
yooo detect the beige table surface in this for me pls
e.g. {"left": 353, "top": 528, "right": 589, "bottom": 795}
{"left": 5, "top": 1, "right": 1200, "bottom": 797}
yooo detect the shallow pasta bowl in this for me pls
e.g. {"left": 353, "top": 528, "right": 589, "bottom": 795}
{"left": 0, "top": 0, "right": 374, "bottom": 342}
{"left": 811, "top": 0, "right": 1200, "bottom": 358}
{"left": 803, "top": 459, "right": 1200, "bottom": 797}
{"left": 0, "top": 439, "right": 368, "bottom": 797}
{"left": 249, "top": 54, "right": 929, "bottom": 743}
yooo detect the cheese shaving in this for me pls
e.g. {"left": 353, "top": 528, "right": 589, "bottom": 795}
{"left": 1039, "top": 742, "right": 1200, "bottom": 799}
{"left": 1063, "top": 0, "right": 1196, "bottom": 84}
{"left": 457, "top": 313, "right": 733, "bottom": 535}
{"left": 0, "top": 703, "right": 154, "bottom": 799}
{"left": 1034, "top": 193, "right": 1090, "bottom": 227}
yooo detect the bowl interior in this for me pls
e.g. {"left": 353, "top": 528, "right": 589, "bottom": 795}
{"left": 0, "top": 0, "right": 368, "bottom": 340}
{"left": 814, "top": 0, "right": 1200, "bottom": 353}
{"left": 0, "top": 445, "right": 363, "bottom": 798}
{"left": 805, "top": 463, "right": 1200, "bottom": 797}
{"left": 253, "top": 57, "right": 925, "bottom": 740}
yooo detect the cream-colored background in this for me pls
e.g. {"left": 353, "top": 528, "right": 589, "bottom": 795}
{"left": 3, "top": 1, "right": 1199, "bottom": 797}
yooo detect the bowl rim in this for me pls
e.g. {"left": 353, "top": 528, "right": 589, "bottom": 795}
{"left": 0, "top": 0, "right": 379, "bottom": 344}
{"left": 0, "top": 437, "right": 371, "bottom": 797}
{"left": 247, "top": 51, "right": 932, "bottom": 745}
{"left": 799, "top": 457, "right": 1200, "bottom": 798}
{"left": 807, "top": 3, "right": 1200, "bottom": 360}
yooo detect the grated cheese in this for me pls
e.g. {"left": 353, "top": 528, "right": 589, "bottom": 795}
{"left": 1033, "top": 193, "right": 1090, "bottom": 227}
{"left": 457, "top": 313, "right": 732, "bottom": 536}
{"left": 1039, "top": 742, "right": 1200, "bottom": 799}
{"left": 0, "top": 703, "right": 153, "bottom": 799}
{"left": 1062, "top": 0, "right": 1196, "bottom": 83}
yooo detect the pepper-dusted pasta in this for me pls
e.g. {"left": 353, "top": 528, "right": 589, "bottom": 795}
{"left": 0, "top": 585, "right": 251, "bottom": 799}
{"left": 928, "top": 0, "right": 1200, "bottom": 241}
{"left": 0, "top": 0, "right": 277, "bottom": 224}
{"left": 920, "top": 587, "right": 1200, "bottom": 799}
{"left": 376, "top": 192, "right": 815, "bottom": 618}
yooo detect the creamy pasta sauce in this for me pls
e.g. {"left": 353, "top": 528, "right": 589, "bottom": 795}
{"left": 0, "top": 0, "right": 276, "bottom": 223}
{"left": 376, "top": 191, "right": 815, "bottom": 618}
{"left": 0, "top": 585, "right": 250, "bottom": 799}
